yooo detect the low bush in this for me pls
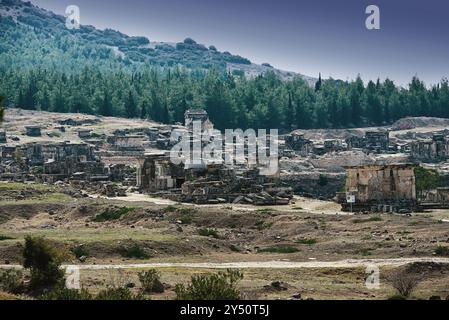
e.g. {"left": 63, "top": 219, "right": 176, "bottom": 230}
{"left": 96, "top": 287, "right": 145, "bottom": 300}
{"left": 120, "top": 243, "right": 149, "bottom": 259}
{"left": 93, "top": 207, "right": 134, "bottom": 222}
{"left": 434, "top": 246, "right": 449, "bottom": 256}
{"left": 387, "top": 269, "right": 420, "bottom": 298}
{"left": 138, "top": 269, "right": 164, "bottom": 293}
{"left": 198, "top": 228, "right": 220, "bottom": 239}
{"left": 258, "top": 246, "right": 299, "bottom": 254}
{"left": 254, "top": 221, "right": 273, "bottom": 230}
{"left": 387, "top": 294, "right": 407, "bottom": 300}
{"left": 352, "top": 216, "right": 383, "bottom": 223}
{"left": 71, "top": 245, "right": 89, "bottom": 258}
{"left": 40, "top": 285, "right": 93, "bottom": 300}
{"left": 295, "top": 238, "right": 317, "bottom": 245}
{"left": 23, "top": 236, "right": 68, "bottom": 290}
{"left": 174, "top": 269, "right": 243, "bottom": 300}
{"left": 0, "top": 269, "right": 23, "bottom": 294}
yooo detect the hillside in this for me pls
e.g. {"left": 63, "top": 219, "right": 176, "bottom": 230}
{"left": 0, "top": 0, "right": 448, "bottom": 132}
{"left": 0, "top": 0, "right": 312, "bottom": 81}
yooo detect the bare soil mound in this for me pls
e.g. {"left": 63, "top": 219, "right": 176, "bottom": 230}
{"left": 392, "top": 117, "right": 449, "bottom": 130}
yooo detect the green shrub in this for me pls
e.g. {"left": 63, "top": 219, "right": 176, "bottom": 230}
{"left": 0, "top": 269, "right": 23, "bottom": 294}
{"left": 120, "top": 243, "right": 149, "bottom": 259}
{"left": 138, "top": 269, "right": 164, "bottom": 293}
{"left": 179, "top": 207, "right": 196, "bottom": 215}
{"left": 356, "top": 248, "right": 373, "bottom": 256}
{"left": 295, "top": 238, "right": 317, "bottom": 245}
{"left": 163, "top": 205, "right": 177, "bottom": 213}
{"left": 229, "top": 245, "right": 241, "bottom": 252}
{"left": 96, "top": 287, "right": 145, "bottom": 300}
{"left": 352, "top": 216, "right": 383, "bottom": 223}
{"left": 23, "top": 236, "right": 68, "bottom": 290}
{"left": 71, "top": 245, "right": 89, "bottom": 258}
{"left": 0, "top": 235, "right": 14, "bottom": 241}
{"left": 254, "top": 221, "right": 273, "bottom": 230}
{"left": 174, "top": 269, "right": 243, "bottom": 300}
{"left": 93, "top": 207, "right": 134, "bottom": 222}
{"left": 387, "top": 294, "right": 407, "bottom": 300}
{"left": 40, "top": 285, "right": 93, "bottom": 300}
{"left": 258, "top": 246, "right": 299, "bottom": 253}
{"left": 257, "top": 208, "right": 274, "bottom": 214}
{"left": 434, "top": 246, "right": 449, "bottom": 256}
{"left": 198, "top": 228, "right": 220, "bottom": 239}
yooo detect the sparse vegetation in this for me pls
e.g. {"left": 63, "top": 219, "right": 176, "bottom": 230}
{"left": 352, "top": 216, "right": 383, "bottom": 223}
{"left": 295, "top": 238, "right": 317, "bottom": 245}
{"left": 23, "top": 236, "right": 68, "bottom": 290}
{"left": 96, "top": 287, "right": 145, "bottom": 300}
{"left": 229, "top": 245, "right": 242, "bottom": 252}
{"left": 0, "top": 269, "right": 23, "bottom": 294}
{"left": 254, "top": 221, "right": 273, "bottom": 230}
{"left": 258, "top": 246, "right": 299, "bottom": 253}
{"left": 163, "top": 205, "right": 177, "bottom": 213}
{"left": 198, "top": 228, "right": 220, "bottom": 239}
{"left": 415, "top": 167, "right": 442, "bottom": 198}
{"left": 356, "top": 248, "right": 374, "bottom": 256}
{"left": 40, "top": 285, "right": 93, "bottom": 300}
{"left": 92, "top": 207, "right": 135, "bottom": 222}
{"left": 0, "top": 235, "right": 14, "bottom": 241}
{"left": 120, "top": 243, "right": 149, "bottom": 259}
{"left": 174, "top": 269, "right": 243, "bottom": 300}
{"left": 257, "top": 208, "right": 275, "bottom": 214}
{"left": 388, "top": 269, "right": 421, "bottom": 298}
{"left": 138, "top": 269, "right": 165, "bottom": 294}
{"left": 434, "top": 246, "right": 449, "bottom": 256}
{"left": 71, "top": 245, "right": 89, "bottom": 259}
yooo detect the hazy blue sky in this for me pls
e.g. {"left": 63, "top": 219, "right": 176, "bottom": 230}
{"left": 31, "top": 0, "right": 449, "bottom": 86}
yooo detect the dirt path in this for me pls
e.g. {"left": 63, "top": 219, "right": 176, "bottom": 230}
{"left": 2, "top": 257, "right": 449, "bottom": 270}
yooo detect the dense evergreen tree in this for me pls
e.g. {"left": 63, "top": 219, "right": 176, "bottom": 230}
{"left": 0, "top": 65, "right": 448, "bottom": 132}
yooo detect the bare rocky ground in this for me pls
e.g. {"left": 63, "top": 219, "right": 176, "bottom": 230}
{"left": 0, "top": 182, "right": 449, "bottom": 300}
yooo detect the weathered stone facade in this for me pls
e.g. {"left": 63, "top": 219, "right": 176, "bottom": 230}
{"left": 339, "top": 164, "right": 417, "bottom": 212}
{"left": 136, "top": 153, "right": 185, "bottom": 193}
{"left": 410, "top": 134, "right": 449, "bottom": 162}
{"left": 345, "top": 131, "right": 390, "bottom": 153}
{"left": 284, "top": 133, "right": 313, "bottom": 155}
{"left": 25, "top": 125, "right": 41, "bottom": 137}
{"left": 0, "top": 129, "right": 6, "bottom": 143}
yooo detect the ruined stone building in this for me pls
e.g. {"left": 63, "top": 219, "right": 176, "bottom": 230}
{"left": 39, "top": 142, "right": 106, "bottom": 182}
{"left": 136, "top": 153, "right": 185, "bottom": 192}
{"left": 365, "top": 131, "right": 390, "bottom": 152}
{"left": 423, "top": 187, "right": 449, "bottom": 207}
{"left": 137, "top": 153, "right": 291, "bottom": 205}
{"left": 0, "top": 141, "right": 109, "bottom": 183}
{"left": 410, "top": 134, "right": 449, "bottom": 162}
{"left": 283, "top": 132, "right": 313, "bottom": 156}
{"left": 106, "top": 135, "right": 145, "bottom": 153}
{"left": 25, "top": 125, "right": 41, "bottom": 137}
{"left": 345, "top": 131, "right": 390, "bottom": 153}
{"left": 185, "top": 109, "right": 214, "bottom": 132}
{"left": 0, "top": 129, "right": 6, "bottom": 143}
{"left": 78, "top": 129, "right": 92, "bottom": 139}
{"left": 338, "top": 164, "right": 417, "bottom": 212}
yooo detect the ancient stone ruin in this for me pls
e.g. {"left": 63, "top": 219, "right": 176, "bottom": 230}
{"left": 337, "top": 164, "right": 417, "bottom": 213}
{"left": 410, "top": 133, "right": 449, "bottom": 162}
{"left": 25, "top": 125, "right": 41, "bottom": 137}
